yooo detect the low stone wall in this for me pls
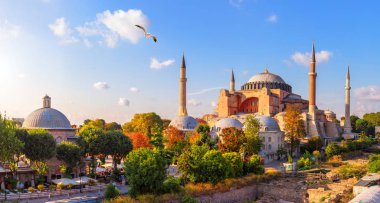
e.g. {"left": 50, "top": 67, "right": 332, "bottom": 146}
{"left": 196, "top": 185, "right": 258, "bottom": 203}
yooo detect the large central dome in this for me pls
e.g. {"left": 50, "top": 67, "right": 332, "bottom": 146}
{"left": 23, "top": 95, "right": 72, "bottom": 130}
{"left": 241, "top": 68, "right": 292, "bottom": 92}
{"left": 247, "top": 69, "right": 286, "bottom": 84}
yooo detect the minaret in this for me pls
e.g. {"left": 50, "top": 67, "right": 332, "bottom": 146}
{"left": 229, "top": 69, "right": 235, "bottom": 94}
{"left": 178, "top": 54, "right": 188, "bottom": 116}
{"left": 309, "top": 42, "right": 317, "bottom": 116}
{"left": 344, "top": 66, "right": 352, "bottom": 133}
{"left": 43, "top": 95, "right": 51, "bottom": 108}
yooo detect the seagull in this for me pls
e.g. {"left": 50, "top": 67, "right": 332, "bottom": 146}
{"left": 135, "top": 25, "right": 157, "bottom": 43}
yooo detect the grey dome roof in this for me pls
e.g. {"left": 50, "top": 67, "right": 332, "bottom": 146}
{"left": 247, "top": 69, "right": 286, "bottom": 84}
{"left": 169, "top": 116, "right": 199, "bottom": 131}
{"left": 23, "top": 107, "right": 72, "bottom": 130}
{"left": 254, "top": 115, "right": 280, "bottom": 132}
{"left": 214, "top": 118, "right": 243, "bottom": 130}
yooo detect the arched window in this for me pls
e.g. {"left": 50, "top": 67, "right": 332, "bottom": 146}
{"left": 269, "top": 144, "right": 272, "bottom": 150}
{"left": 264, "top": 127, "right": 268, "bottom": 131}
{"left": 268, "top": 137, "right": 271, "bottom": 142}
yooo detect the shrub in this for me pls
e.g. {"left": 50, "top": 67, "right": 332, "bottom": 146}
{"left": 337, "top": 164, "right": 367, "bottom": 179}
{"left": 325, "top": 143, "right": 342, "bottom": 158}
{"left": 223, "top": 152, "right": 244, "bottom": 178}
{"left": 297, "top": 151, "right": 316, "bottom": 170}
{"left": 201, "top": 150, "right": 228, "bottom": 184}
{"left": 49, "top": 185, "right": 56, "bottom": 191}
{"left": 57, "top": 183, "right": 64, "bottom": 190}
{"left": 67, "top": 183, "right": 73, "bottom": 190}
{"left": 37, "top": 184, "right": 45, "bottom": 191}
{"left": 88, "top": 179, "right": 96, "bottom": 186}
{"left": 163, "top": 176, "right": 181, "bottom": 193}
{"left": 287, "top": 154, "right": 293, "bottom": 163}
{"left": 368, "top": 154, "right": 380, "bottom": 173}
{"left": 305, "top": 136, "right": 323, "bottom": 152}
{"left": 124, "top": 148, "right": 167, "bottom": 197}
{"left": 178, "top": 145, "right": 208, "bottom": 183}
{"left": 28, "top": 187, "right": 35, "bottom": 193}
{"left": 246, "top": 155, "right": 264, "bottom": 175}
{"left": 104, "top": 184, "right": 120, "bottom": 200}
{"left": 181, "top": 195, "right": 197, "bottom": 203}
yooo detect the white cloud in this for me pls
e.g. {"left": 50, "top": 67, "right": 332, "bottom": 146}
{"left": 150, "top": 58, "right": 175, "bottom": 70}
{"left": 49, "top": 18, "right": 78, "bottom": 45}
{"left": 76, "top": 9, "right": 149, "bottom": 48}
{"left": 211, "top": 101, "right": 217, "bottom": 107}
{"left": 118, "top": 98, "right": 130, "bottom": 106}
{"left": 267, "top": 14, "right": 278, "bottom": 23}
{"left": 189, "top": 87, "right": 223, "bottom": 96}
{"left": 353, "top": 86, "right": 380, "bottom": 101}
{"left": 0, "top": 20, "right": 21, "bottom": 41}
{"left": 129, "top": 87, "right": 139, "bottom": 93}
{"left": 188, "top": 99, "right": 202, "bottom": 106}
{"left": 93, "top": 82, "right": 109, "bottom": 90}
{"left": 291, "top": 50, "right": 333, "bottom": 66}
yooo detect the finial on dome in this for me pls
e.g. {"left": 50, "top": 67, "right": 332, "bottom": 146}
{"left": 43, "top": 94, "right": 51, "bottom": 108}
{"left": 264, "top": 65, "right": 269, "bottom": 73}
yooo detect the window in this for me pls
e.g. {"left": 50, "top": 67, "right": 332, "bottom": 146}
{"left": 269, "top": 144, "right": 272, "bottom": 150}
{"left": 268, "top": 137, "right": 271, "bottom": 142}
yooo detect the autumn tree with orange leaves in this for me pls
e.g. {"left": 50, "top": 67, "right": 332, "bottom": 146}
{"left": 163, "top": 126, "right": 184, "bottom": 149}
{"left": 218, "top": 127, "right": 247, "bottom": 153}
{"left": 127, "top": 132, "right": 151, "bottom": 149}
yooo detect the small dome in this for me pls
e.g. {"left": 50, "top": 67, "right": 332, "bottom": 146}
{"left": 247, "top": 69, "right": 286, "bottom": 84}
{"left": 169, "top": 116, "right": 199, "bottom": 131}
{"left": 254, "top": 115, "right": 280, "bottom": 132}
{"left": 214, "top": 118, "right": 243, "bottom": 131}
{"left": 23, "top": 108, "right": 72, "bottom": 130}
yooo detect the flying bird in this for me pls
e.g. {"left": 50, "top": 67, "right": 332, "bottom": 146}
{"left": 135, "top": 25, "right": 157, "bottom": 43}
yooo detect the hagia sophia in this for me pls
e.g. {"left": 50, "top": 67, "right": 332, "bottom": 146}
{"left": 169, "top": 42, "right": 355, "bottom": 161}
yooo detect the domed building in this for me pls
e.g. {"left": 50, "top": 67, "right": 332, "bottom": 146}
{"left": 211, "top": 118, "right": 243, "bottom": 140}
{"left": 169, "top": 116, "right": 199, "bottom": 132}
{"left": 217, "top": 68, "right": 308, "bottom": 117}
{"left": 23, "top": 95, "right": 76, "bottom": 143}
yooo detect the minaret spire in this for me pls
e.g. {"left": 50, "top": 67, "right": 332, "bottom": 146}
{"left": 178, "top": 53, "right": 188, "bottom": 116}
{"left": 309, "top": 41, "right": 317, "bottom": 117}
{"left": 229, "top": 68, "right": 235, "bottom": 94}
{"left": 344, "top": 65, "right": 352, "bottom": 133}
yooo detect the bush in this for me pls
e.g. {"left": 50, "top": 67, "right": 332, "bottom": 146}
{"left": 88, "top": 179, "right": 96, "bottom": 186}
{"left": 28, "top": 187, "right": 35, "bottom": 193}
{"left": 223, "top": 152, "right": 243, "bottom": 178}
{"left": 163, "top": 176, "right": 181, "bottom": 193}
{"left": 104, "top": 184, "right": 120, "bottom": 200}
{"left": 297, "top": 151, "right": 316, "bottom": 170}
{"left": 37, "top": 184, "right": 45, "bottom": 191}
{"left": 181, "top": 194, "right": 197, "bottom": 203}
{"left": 201, "top": 150, "right": 229, "bottom": 184}
{"left": 337, "top": 164, "right": 367, "bottom": 179}
{"left": 49, "top": 185, "right": 56, "bottom": 191}
{"left": 178, "top": 145, "right": 208, "bottom": 183}
{"left": 246, "top": 155, "right": 264, "bottom": 175}
{"left": 124, "top": 148, "right": 167, "bottom": 197}
{"left": 325, "top": 143, "right": 342, "bottom": 158}
{"left": 57, "top": 183, "right": 64, "bottom": 190}
{"left": 368, "top": 154, "right": 380, "bottom": 173}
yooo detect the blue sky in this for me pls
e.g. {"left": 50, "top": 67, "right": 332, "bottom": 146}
{"left": 0, "top": 0, "right": 379, "bottom": 125}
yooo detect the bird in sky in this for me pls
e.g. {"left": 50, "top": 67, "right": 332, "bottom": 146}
{"left": 135, "top": 25, "right": 157, "bottom": 43}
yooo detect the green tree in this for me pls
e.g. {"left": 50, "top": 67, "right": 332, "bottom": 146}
{"left": 122, "top": 112, "right": 163, "bottom": 134}
{"left": 325, "top": 143, "right": 342, "bottom": 158}
{"left": 356, "top": 119, "right": 370, "bottom": 135}
{"left": 0, "top": 115, "right": 23, "bottom": 168}
{"left": 350, "top": 115, "right": 359, "bottom": 132}
{"left": 193, "top": 124, "right": 216, "bottom": 149}
{"left": 305, "top": 136, "right": 323, "bottom": 152}
{"left": 283, "top": 107, "right": 306, "bottom": 157}
{"left": 246, "top": 154, "right": 264, "bottom": 174}
{"left": 218, "top": 127, "right": 246, "bottom": 153}
{"left": 124, "top": 148, "right": 167, "bottom": 197}
{"left": 177, "top": 145, "right": 208, "bottom": 183}
{"left": 201, "top": 150, "right": 228, "bottom": 184}
{"left": 106, "top": 130, "right": 133, "bottom": 170}
{"left": 147, "top": 126, "right": 164, "bottom": 150}
{"left": 56, "top": 141, "right": 82, "bottom": 175}
{"left": 223, "top": 152, "right": 243, "bottom": 178}
{"left": 243, "top": 115, "right": 263, "bottom": 155}
{"left": 104, "top": 122, "right": 122, "bottom": 131}
{"left": 104, "top": 184, "right": 120, "bottom": 200}
{"left": 363, "top": 112, "right": 380, "bottom": 126}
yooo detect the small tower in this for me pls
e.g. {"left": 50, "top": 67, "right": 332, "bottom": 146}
{"left": 229, "top": 69, "right": 235, "bottom": 94}
{"left": 309, "top": 42, "right": 317, "bottom": 117}
{"left": 344, "top": 66, "right": 352, "bottom": 133}
{"left": 43, "top": 95, "right": 51, "bottom": 108}
{"left": 178, "top": 54, "right": 188, "bottom": 116}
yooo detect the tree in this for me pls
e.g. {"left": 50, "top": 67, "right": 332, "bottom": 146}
{"left": 363, "top": 112, "right": 380, "bottom": 126}
{"left": 283, "top": 107, "right": 306, "bottom": 157}
{"left": 218, "top": 127, "right": 246, "bottom": 153}
{"left": 163, "top": 126, "right": 184, "bottom": 149}
{"left": 77, "top": 126, "right": 105, "bottom": 174}
{"left": 147, "top": 126, "right": 164, "bottom": 150}
{"left": 201, "top": 150, "right": 228, "bottom": 184}
{"left": 350, "top": 115, "right": 359, "bottom": 132}
{"left": 105, "top": 131, "right": 133, "bottom": 170}
{"left": 104, "top": 184, "right": 120, "bottom": 200}
{"left": 356, "top": 119, "right": 370, "bottom": 135}
{"left": 56, "top": 142, "right": 82, "bottom": 175}
{"left": 162, "top": 119, "right": 171, "bottom": 129}
{"left": 193, "top": 124, "right": 216, "bottom": 148}
{"left": 124, "top": 148, "right": 167, "bottom": 197}
{"left": 104, "top": 122, "right": 122, "bottom": 131}
{"left": 122, "top": 112, "right": 163, "bottom": 134}
{"left": 243, "top": 115, "right": 263, "bottom": 155}
{"left": 0, "top": 115, "right": 23, "bottom": 169}
{"left": 178, "top": 145, "right": 208, "bottom": 183}
{"left": 246, "top": 155, "right": 264, "bottom": 174}
{"left": 128, "top": 132, "right": 151, "bottom": 149}
{"left": 325, "top": 143, "right": 342, "bottom": 158}
{"left": 305, "top": 136, "right": 323, "bottom": 152}
{"left": 223, "top": 152, "right": 243, "bottom": 178}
